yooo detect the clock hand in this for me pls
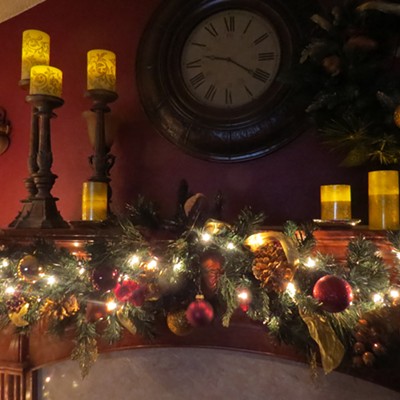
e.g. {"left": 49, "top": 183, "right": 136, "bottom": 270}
{"left": 205, "top": 55, "right": 254, "bottom": 75}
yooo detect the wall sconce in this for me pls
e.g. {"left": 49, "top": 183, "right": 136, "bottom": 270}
{"left": 0, "top": 107, "right": 11, "bottom": 155}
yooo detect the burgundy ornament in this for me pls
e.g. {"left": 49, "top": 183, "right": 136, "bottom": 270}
{"left": 186, "top": 296, "right": 214, "bottom": 327}
{"left": 313, "top": 275, "right": 353, "bottom": 313}
{"left": 92, "top": 265, "right": 119, "bottom": 291}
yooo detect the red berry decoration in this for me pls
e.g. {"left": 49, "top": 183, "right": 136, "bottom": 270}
{"left": 313, "top": 275, "right": 353, "bottom": 313}
{"left": 92, "top": 265, "right": 119, "bottom": 291}
{"left": 200, "top": 251, "right": 224, "bottom": 293}
{"left": 186, "top": 295, "right": 214, "bottom": 327}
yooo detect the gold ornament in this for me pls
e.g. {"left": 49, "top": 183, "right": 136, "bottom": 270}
{"left": 394, "top": 105, "right": 400, "bottom": 128}
{"left": 41, "top": 295, "right": 79, "bottom": 320}
{"left": 167, "top": 309, "right": 193, "bottom": 336}
{"left": 18, "top": 255, "right": 43, "bottom": 283}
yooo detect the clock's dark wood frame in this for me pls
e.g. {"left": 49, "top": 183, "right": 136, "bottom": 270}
{"left": 136, "top": 0, "right": 314, "bottom": 162}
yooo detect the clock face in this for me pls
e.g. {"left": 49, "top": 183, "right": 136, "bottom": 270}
{"left": 180, "top": 9, "right": 281, "bottom": 109}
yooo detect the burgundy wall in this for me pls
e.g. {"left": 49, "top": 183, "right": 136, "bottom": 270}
{"left": 0, "top": 0, "right": 370, "bottom": 229}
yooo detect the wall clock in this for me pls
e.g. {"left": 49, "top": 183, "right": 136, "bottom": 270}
{"left": 136, "top": 0, "right": 312, "bottom": 162}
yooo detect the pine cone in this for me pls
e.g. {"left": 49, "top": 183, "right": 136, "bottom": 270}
{"left": 252, "top": 242, "right": 295, "bottom": 292}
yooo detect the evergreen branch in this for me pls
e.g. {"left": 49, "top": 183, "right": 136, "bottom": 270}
{"left": 71, "top": 314, "right": 98, "bottom": 378}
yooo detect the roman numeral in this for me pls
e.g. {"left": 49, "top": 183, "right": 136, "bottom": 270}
{"left": 224, "top": 16, "right": 235, "bottom": 32}
{"left": 225, "top": 88, "right": 233, "bottom": 105}
{"left": 191, "top": 42, "right": 206, "bottom": 47}
{"left": 186, "top": 59, "right": 202, "bottom": 69}
{"left": 243, "top": 18, "right": 253, "bottom": 34}
{"left": 205, "top": 84, "right": 217, "bottom": 101}
{"left": 253, "top": 68, "right": 270, "bottom": 83}
{"left": 253, "top": 32, "right": 269, "bottom": 45}
{"left": 204, "top": 23, "right": 218, "bottom": 37}
{"left": 190, "top": 72, "right": 205, "bottom": 89}
{"left": 258, "top": 52, "right": 275, "bottom": 61}
{"left": 244, "top": 85, "right": 253, "bottom": 97}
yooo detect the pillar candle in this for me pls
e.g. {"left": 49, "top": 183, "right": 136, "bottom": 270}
{"left": 21, "top": 29, "right": 50, "bottom": 81}
{"left": 29, "top": 65, "right": 62, "bottom": 97}
{"left": 320, "top": 185, "right": 351, "bottom": 220}
{"left": 368, "top": 170, "right": 399, "bottom": 230}
{"left": 87, "top": 49, "right": 116, "bottom": 92}
{"left": 82, "top": 181, "right": 108, "bottom": 221}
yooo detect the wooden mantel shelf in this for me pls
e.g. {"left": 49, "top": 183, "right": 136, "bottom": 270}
{"left": 0, "top": 226, "right": 398, "bottom": 399}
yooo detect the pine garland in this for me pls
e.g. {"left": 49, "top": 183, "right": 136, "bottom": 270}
{"left": 0, "top": 198, "right": 399, "bottom": 377}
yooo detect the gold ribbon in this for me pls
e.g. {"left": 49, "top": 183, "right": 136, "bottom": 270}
{"left": 9, "top": 303, "right": 30, "bottom": 327}
{"left": 116, "top": 308, "right": 137, "bottom": 336}
{"left": 300, "top": 309, "right": 345, "bottom": 374}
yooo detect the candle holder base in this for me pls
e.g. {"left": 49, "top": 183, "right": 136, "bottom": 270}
{"left": 11, "top": 196, "right": 69, "bottom": 229}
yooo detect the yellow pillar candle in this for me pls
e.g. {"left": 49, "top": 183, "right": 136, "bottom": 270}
{"left": 368, "top": 170, "right": 399, "bottom": 230}
{"left": 320, "top": 185, "right": 351, "bottom": 220}
{"left": 29, "top": 65, "right": 62, "bottom": 97}
{"left": 21, "top": 29, "right": 50, "bottom": 81}
{"left": 82, "top": 181, "right": 108, "bottom": 221}
{"left": 87, "top": 49, "right": 116, "bottom": 92}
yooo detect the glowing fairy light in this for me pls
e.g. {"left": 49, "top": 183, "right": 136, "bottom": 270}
{"left": 106, "top": 300, "right": 117, "bottom": 311}
{"left": 201, "top": 233, "right": 212, "bottom": 242}
{"left": 147, "top": 259, "right": 158, "bottom": 270}
{"left": 128, "top": 254, "right": 140, "bottom": 267}
{"left": 173, "top": 261, "right": 183, "bottom": 273}
{"left": 5, "top": 286, "right": 15, "bottom": 295}
{"left": 1, "top": 259, "right": 9, "bottom": 268}
{"left": 395, "top": 250, "right": 400, "bottom": 261}
{"left": 286, "top": 282, "right": 296, "bottom": 299}
{"left": 304, "top": 257, "right": 317, "bottom": 268}
{"left": 237, "top": 289, "right": 250, "bottom": 302}
{"left": 226, "top": 242, "right": 235, "bottom": 250}
{"left": 373, "top": 293, "right": 384, "bottom": 304}
{"left": 47, "top": 276, "right": 56, "bottom": 285}
{"left": 78, "top": 267, "right": 86, "bottom": 275}
{"left": 389, "top": 288, "right": 400, "bottom": 299}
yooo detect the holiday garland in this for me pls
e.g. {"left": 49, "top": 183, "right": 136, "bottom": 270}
{"left": 0, "top": 193, "right": 400, "bottom": 378}
{"left": 299, "top": 0, "right": 400, "bottom": 166}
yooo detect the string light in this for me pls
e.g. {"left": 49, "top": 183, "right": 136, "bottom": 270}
{"left": 201, "top": 233, "right": 212, "bottom": 242}
{"left": 146, "top": 259, "right": 158, "bottom": 270}
{"left": 128, "top": 254, "right": 140, "bottom": 267}
{"left": 373, "top": 293, "right": 384, "bottom": 304}
{"left": 286, "top": 282, "right": 296, "bottom": 299}
{"left": 106, "top": 300, "right": 117, "bottom": 311}
{"left": 1, "top": 259, "right": 9, "bottom": 268}
{"left": 226, "top": 242, "right": 235, "bottom": 250}
{"left": 5, "top": 286, "right": 15, "bottom": 295}
{"left": 47, "top": 276, "right": 56, "bottom": 285}
{"left": 304, "top": 257, "right": 317, "bottom": 268}
{"left": 173, "top": 261, "right": 183, "bottom": 273}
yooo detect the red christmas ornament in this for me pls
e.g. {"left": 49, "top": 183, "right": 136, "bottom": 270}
{"left": 237, "top": 287, "right": 252, "bottom": 312}
{"left": 114, "top": 279, "right": 146, "bottom": 307}
{"left": 186, "top": 295, "right": 214, "bottom": 327}
{"left": 313, "top": 275, "right": 353, "bottom": 313}
{"left": 92, "top": 265, "right": 119, "bottom": 291}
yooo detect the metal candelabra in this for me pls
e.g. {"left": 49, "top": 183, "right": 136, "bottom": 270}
{"left": 10, "top": 93, "right": 69, "bottom": 229}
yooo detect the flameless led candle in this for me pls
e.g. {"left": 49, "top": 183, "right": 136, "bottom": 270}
{"left": 87, "top": 49, "right": 116, "bottom": 92}
{"left": 21, "top": 29, "right": 50, "bottom": 81}
{"left": 320, "top": 184, "right": 351, "bottom": 220}
{"left": 29, "top": 65, "right": 62, "bottom": 97}
{"left": 82, "top": 181, "right": 108, "bottom": 221}
{"left": 368, "top": 170, "right": 399, "bottom": 230}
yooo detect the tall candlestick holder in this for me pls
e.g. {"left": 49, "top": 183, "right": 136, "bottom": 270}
{"left": 9, "top": 80, "right": 40, "bottom": 227}
{"left": 11, "top": 94, "right": 69, "bottom": 228}
{"left": 85, "top": 89, "right": 118, "bottom": 218}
